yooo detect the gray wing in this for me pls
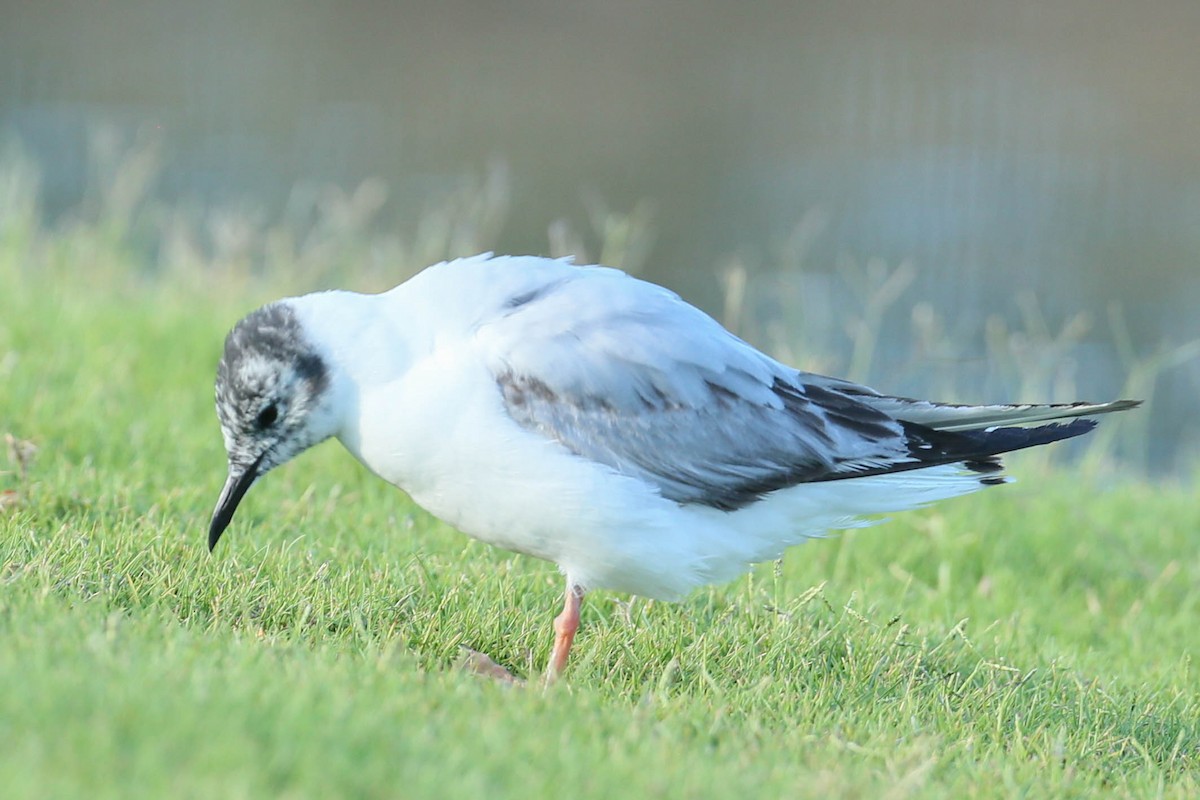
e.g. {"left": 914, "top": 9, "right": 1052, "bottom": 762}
{"left": 474, "top": 268, "right": 914, "bottom": 510}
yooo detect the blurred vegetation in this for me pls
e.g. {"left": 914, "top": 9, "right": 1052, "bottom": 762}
{"left": 0, "top": 131, "right": 1187, "bottom": 476}
{"left": 5, "top": 1, "right": 1199, "bottom": 471}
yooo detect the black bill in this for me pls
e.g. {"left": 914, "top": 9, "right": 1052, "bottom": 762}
{"left": 208, "top": 452, "right": 266, "bottom": 551}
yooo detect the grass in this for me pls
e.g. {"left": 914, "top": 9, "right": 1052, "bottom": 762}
{"left": 2, "top": 220, "right": 1199, "bottom": 798}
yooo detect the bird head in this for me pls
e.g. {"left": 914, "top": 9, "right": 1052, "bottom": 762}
{"left": 208, "top": 302, "right": 337, "bottom": 551}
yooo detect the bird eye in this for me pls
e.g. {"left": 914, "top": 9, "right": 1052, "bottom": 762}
{"left": 255, "top": 403, "right": 279, "bottom": 429}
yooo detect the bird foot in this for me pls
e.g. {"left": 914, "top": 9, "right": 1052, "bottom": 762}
{"left": 457, "top": 647, "right": 525, "bottom": 686}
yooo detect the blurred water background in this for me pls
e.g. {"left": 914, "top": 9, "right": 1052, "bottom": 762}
{"left": 2, "top": 0, "right": 1197, "bottom": 473}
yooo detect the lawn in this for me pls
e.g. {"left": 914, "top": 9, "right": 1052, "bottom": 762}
{"left": 1, "top": 247, "right": 1197, "bottom": 798}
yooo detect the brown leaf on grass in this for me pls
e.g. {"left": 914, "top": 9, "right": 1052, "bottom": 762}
{"left": 457, "top": 647, "right": 526, "bottom": 686}
{"left": 4, "top": 433, "right": 37, "bottom": 481}
{"left": 0, "top": 489, "right": 20, "bottom": 512}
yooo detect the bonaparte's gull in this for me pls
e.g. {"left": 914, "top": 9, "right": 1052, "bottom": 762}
{"left": 208, "top": 254, "right": 1137, "bottom": 681}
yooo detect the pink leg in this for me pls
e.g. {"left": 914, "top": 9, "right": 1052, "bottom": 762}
{"left": 546, "top": 583, "right": 584, "bottom": 683}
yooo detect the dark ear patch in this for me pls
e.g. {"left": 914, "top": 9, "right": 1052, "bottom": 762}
{"left": 295, "top": 351, "right": 329, "bottom": 394}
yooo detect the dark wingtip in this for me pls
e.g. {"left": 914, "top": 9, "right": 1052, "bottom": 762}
{"left": 906, "top": 417, "right": 1100, "bottom": 469}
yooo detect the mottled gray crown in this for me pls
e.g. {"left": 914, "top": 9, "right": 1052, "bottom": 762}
{"left": 215, "top": 303, "right": 329, "bottom": 464}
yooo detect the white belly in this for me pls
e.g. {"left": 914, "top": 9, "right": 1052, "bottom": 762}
{"left": 338, "top": 345, "right": 692, "bottom": 593}
{"left": 336, "top": 342, "right": 988, "bottom": 600}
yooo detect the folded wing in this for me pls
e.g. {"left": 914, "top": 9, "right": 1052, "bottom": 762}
{"left": 474, "top": 266, "right": 1134, "bottom": 510}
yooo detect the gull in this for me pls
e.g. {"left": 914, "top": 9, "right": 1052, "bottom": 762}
{"left": 207, "top": 253, "right": 1137, "bottom": 681}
